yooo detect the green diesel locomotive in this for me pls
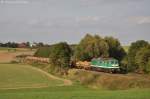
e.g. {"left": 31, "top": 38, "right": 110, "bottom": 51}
{"left": 91, "top": 58, "right": 120, "bottom": 72}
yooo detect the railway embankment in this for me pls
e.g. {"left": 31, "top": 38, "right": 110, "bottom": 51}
{"left": 68, "top": 69, "right": 150, "bottom": 90}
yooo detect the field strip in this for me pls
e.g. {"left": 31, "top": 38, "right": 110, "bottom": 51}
{"left": 24, "top": 65, "right": 72, "bottom": 86}
{"left": 0, "top": 85, "right": 48, "bottom": 90}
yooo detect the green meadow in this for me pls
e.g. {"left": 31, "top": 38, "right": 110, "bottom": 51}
{"left": 0, "top": 63, "right": 150, "bottom": 99}
{"left": 0, "top": 83, "right": 150, "bottom": 99}
{"left": 0, "top": 64, "right": 63, "bottom": 89}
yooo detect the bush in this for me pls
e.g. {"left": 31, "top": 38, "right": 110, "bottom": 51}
{"left": 34, "top": 47, "right": 51, "bottom": 58}
{"left": 49, "top": 42, "right": 72, "bottom": 74}
{"left": 10, "top": 60, "right": 19, "bottom": 64}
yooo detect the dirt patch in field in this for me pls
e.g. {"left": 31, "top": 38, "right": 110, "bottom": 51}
{"left": 0, "top": 52, "right": 16, "bottom": 63}
{"left": 0, "top": 51, "right": 34, "bottom": 63}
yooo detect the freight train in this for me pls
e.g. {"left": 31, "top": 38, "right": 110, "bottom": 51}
{"left": 76, "top": 57, "right": 120, "bottom": 73}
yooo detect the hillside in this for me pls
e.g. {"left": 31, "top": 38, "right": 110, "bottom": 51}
{"left": 0, "top": 64, "right": 65, "bottom": 89}
{"left": 68, "top": 69, "right": 150, "bottom": 90}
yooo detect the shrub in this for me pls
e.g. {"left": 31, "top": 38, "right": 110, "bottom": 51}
{"left": 34, "top": 47, "right": 51, "bottom": 58}
{"left": 49, "top": 42, "right": 72, "bottom": 74}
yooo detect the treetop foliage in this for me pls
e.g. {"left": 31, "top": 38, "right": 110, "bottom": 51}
{"left": 74, "top": 34, "right": 126, "bottom": 61}
{"left": 34, "top": 34, "right": 150, "bottom": 74}
{"left": 49, "top": 42, "right": 72, "bottom": 69}
{"left": 127, "top": 40, "right": 150, "bottom": 73}
{"left": 74, "top": 34, "right": 109, "bottom": 61}
{"left": 105, "top": 36, "right": 126, "bottom": 61}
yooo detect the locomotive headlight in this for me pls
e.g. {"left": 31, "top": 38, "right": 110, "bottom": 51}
{"left": 112, "top": 64, "right": 118, "bottom": 67}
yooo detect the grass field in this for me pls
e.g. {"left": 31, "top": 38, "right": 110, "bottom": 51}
{"left": 0, "top": 48, "right": 150, "bottom": 99}
{"left": 0, "top": 64, "right": 63, "bottom": 89}
{"left": 0, "top": 47, "right": 36, "bottom": 51}
{"left": 0, "top": 84, "right": 150, "bottom": 99}
{"left": 0, "top": 64, "right": 150, "bottom": 99}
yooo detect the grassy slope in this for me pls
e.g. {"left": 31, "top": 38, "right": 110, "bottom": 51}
{"left": 68, "top": 69, "right": 150, "bottom": 90}
{"left": 0, "top": 64, "right": 62, "bottom": 89}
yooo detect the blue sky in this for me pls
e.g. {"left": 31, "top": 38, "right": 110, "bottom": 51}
{"left": 0, "top": 0, "right": 150, "bottom": 45}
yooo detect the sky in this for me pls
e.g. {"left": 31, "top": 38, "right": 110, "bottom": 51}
{"left": 0, "top": 0, "right": 150, "bottom": 45}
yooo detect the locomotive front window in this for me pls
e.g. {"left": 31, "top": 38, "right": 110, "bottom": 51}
{"left": 98, "top": 61, "right": 101, "bottom": 64}
{"left": 115, "top": 61, "right": 118, "bottom": 64}
{"left": 111, "top": 61, "right": 114, "bottom": 64}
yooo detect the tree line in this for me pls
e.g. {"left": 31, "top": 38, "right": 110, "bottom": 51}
{"left": 34, "top": 34, "right": 150, "bottom": 74}
{"left": 0, "top": 42, "right": 48, "bottom": 48}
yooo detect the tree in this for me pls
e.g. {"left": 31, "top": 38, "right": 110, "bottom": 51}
{"left": 135, "top": 46, "right": 150, "bottom": 73}
{"left": 26, "top": 42, "right": 30, "bottom": 48}
{"left": 49, "top": 42, "right": 72, "bottom": 73}
{"left": 104, "top": 36, "right": 126, "bottom": 62}
{"left": 147, "top": 59, "right": 150, "bottom": 73}
{"left": 128, "top": 40, "right": 149, "bottom": 71}
{"left": 120, "top": 56, "right": 128, "bottom": 73}
{"left": 74, "top": 34, "right": 109, "bottom": 61}
{"left": 37, "top": 42, "right": 44, "bottom": 47}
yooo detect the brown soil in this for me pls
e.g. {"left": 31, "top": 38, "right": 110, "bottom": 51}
{"left": 0, "top": 51, "right": 34, "bottom": 63}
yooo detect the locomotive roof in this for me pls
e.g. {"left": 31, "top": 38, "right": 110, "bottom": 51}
{"left": 92, "top": 57, "right": 118, "bottom": 61}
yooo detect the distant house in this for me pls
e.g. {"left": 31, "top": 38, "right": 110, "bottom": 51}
{"left": 18, "top": 43, "right": 27, "bottom": 48}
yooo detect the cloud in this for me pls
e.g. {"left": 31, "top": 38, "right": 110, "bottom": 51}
{"left": 79, "top": 0, "right": 142, "bottom": 7}
{"left": 0, "top": 0, "right": 29, "bottom": 4}
{"left": 75, "top": 16, "right": 100, "bottom": 22}
{"left": 129, "top": 16, "right": 150, "bottom": 25}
